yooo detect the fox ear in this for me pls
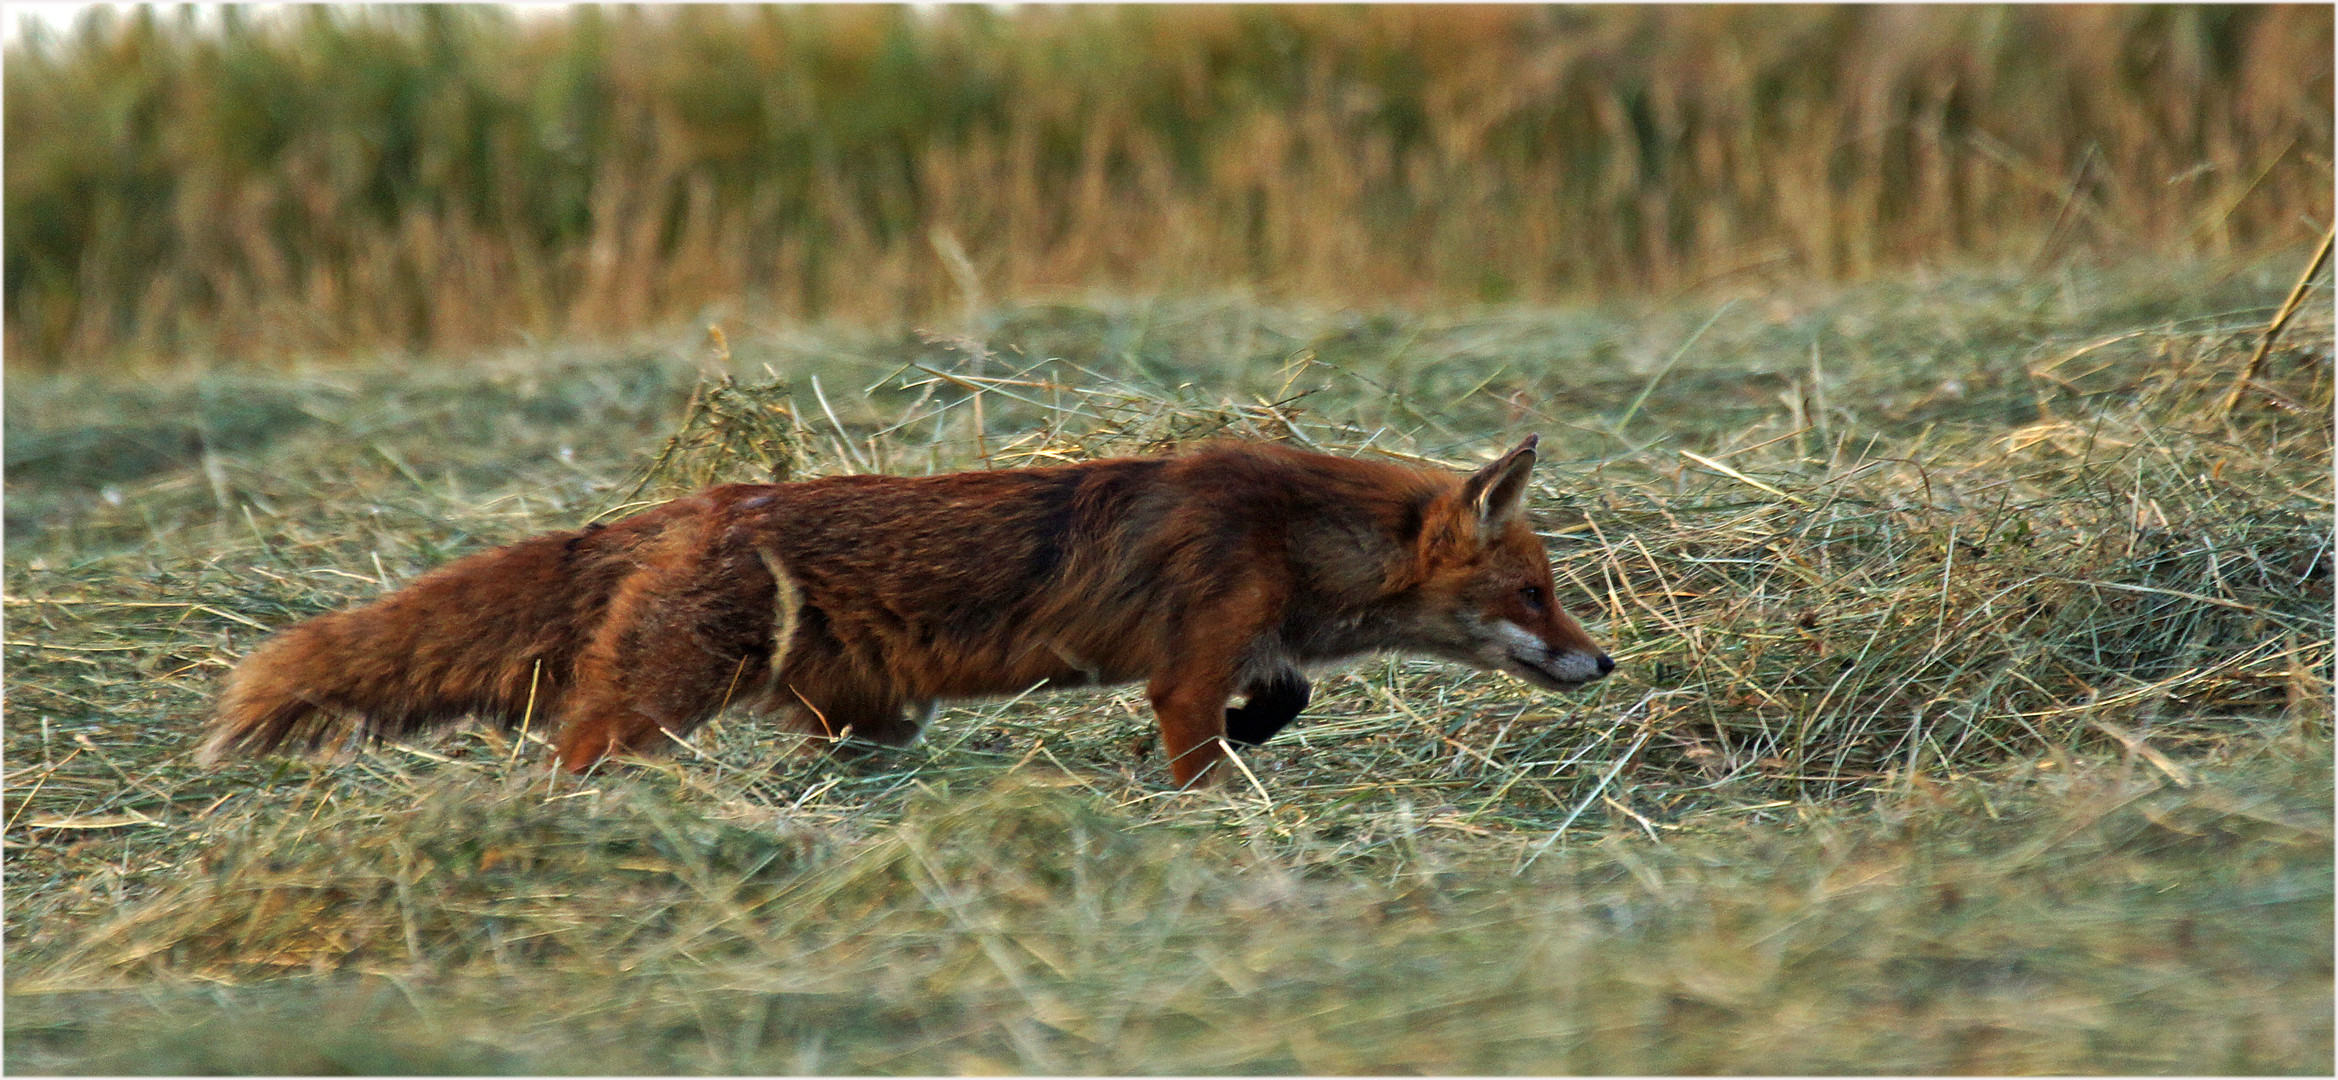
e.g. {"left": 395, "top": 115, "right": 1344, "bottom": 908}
{"left": 1462, "top": 434, "right": 1538, "bottom": 530}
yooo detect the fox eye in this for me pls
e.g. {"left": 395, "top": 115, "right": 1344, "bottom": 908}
{"left": 1519, "top": 585, "right": 1546, "bottom": 609}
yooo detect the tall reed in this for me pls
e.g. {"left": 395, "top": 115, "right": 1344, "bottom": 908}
{"left": 6, "top": 4, "right": 2330, "bottom": 368}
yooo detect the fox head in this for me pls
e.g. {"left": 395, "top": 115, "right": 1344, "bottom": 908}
{"left": 1394, "top": 435, "right": 1614, "bottom": 691}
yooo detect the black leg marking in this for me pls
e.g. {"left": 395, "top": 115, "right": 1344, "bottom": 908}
{"left": 1224, "top": 669, "right": 1310, "bottom": 747}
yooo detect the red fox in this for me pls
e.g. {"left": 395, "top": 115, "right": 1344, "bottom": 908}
{"left": 201, "top": 436, "right": 1612, "bottom": 787}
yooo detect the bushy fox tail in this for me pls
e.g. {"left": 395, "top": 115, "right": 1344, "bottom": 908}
{"left": 197, "top": 531, "right": 604, "bottom": 765}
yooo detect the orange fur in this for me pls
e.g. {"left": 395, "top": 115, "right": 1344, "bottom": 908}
{"left": 202, "top": 437, "right": 1612, "bottom": 787}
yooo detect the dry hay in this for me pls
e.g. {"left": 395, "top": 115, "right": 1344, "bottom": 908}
{"left": 4, "top": 257, "right": 2330, "bottom": 1071}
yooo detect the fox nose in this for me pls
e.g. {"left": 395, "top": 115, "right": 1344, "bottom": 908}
{"left": 1596, "top": 654, "right": 1616, "bottom": 676}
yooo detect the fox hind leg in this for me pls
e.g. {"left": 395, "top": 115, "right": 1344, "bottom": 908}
{"left": 555, "top": 633, "right": 763, "bottom": 772}
{"left": 554, "top": 529, "right": 775, "bottom": 772}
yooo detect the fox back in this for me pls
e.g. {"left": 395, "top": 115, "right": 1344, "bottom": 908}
{"left": 204, "top": 436, "right": 1612, "bottom": 786}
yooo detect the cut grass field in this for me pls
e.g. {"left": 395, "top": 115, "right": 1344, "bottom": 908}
{"left": 4, "top": 254, "right": 2332, "bottom": 1073}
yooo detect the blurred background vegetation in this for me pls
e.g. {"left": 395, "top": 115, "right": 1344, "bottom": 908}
{"left": 6, "top": 3, "right": 2331, "bottom": 370}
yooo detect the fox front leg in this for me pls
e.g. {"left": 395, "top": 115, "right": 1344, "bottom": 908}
{"left": 1148, "top": 588, "right": 1291, "bottom": 787}
{"left": 1147, "top": 662, "right": 1238, "bottom": 788}
{"left": 1224, "top": 668, "right": 1310, "bottom": 747}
